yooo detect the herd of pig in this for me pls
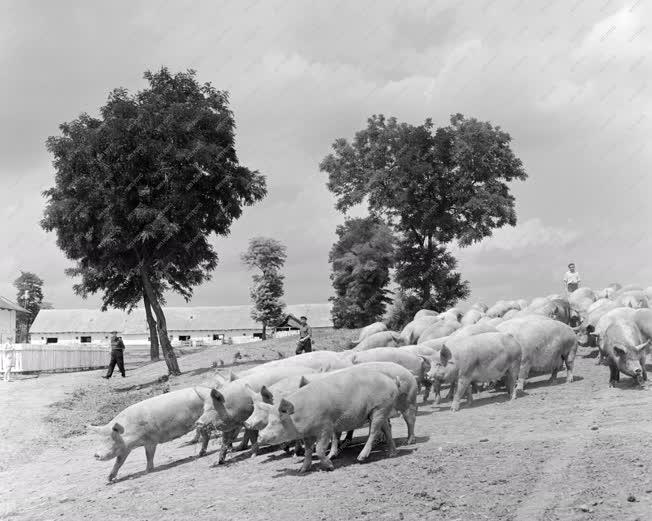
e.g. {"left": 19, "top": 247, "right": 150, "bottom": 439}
{"left": 89, "top": 283, "right": 652, "bottom": 482}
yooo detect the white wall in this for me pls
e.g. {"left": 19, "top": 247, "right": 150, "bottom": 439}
{"left": 29, "top": 332, "right": 111, "bottom": 345}
{"left": 0, "top": 309, "right": 16, "bottom": 342}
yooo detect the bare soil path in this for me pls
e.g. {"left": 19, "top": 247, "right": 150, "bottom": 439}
{"left": 1, "top": 334, "right": 651, "bottom": 521}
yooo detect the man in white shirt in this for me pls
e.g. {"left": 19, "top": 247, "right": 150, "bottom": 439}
{"left": 564, "top": 263, "right": 581, "bottom": 294}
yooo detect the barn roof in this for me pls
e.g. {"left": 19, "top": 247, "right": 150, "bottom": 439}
{"left": 30, "top": 303, "right": 333, "bottom": 334}
{"left": 0, "top": 296, "right": 29, "bottom": 313}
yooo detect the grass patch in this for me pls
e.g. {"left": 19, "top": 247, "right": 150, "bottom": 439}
{"left": 46, "top": 382, "right": 170, "bottom": 438}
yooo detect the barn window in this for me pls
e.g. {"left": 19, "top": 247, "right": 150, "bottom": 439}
{"left": 212, "top": 334, "right": 223, "bottom": 341}
{"left": 80, "top": 336, "right": 91, "bottom": 343}
{"left": 46, "top": 338, "right": 58, "bottom": 344}
{"left": 179, "top": 335, "right": 190, "bottom": 341}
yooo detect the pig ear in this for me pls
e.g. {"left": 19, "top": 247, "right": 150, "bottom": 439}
{"left": 211, "top": 389, "right": 225, "bottom": 403}
{"left": 112, "top": 422, "right": 124, "bottom": 434}
{"left": 278, "top": 398, "right": 295, "bottom": 416}
{"left": 418, "top": 355, "right": 431, "bottom": 371}
{"left": 298, "top": 376, "right": 310, "bottom": 388}
{"left": 635, "top": 339, "right": 651, "bottom": 352}
{"left": 260, "top": 385, "right": 274, "bottom": 404}
{"left": 613, "top": 345, "right": 626, "bottom": 356}
{"left": 228, "top": 371, "right": 238, "bottom": 382}
{"left": 440, "top": 345, "right": 452, "bottom": 364}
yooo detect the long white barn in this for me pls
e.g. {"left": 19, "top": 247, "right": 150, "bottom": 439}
{"left": 29, "top": 303, "right": 332, "bottom": 346}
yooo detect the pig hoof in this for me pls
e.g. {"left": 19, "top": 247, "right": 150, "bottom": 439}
{"left": 356, "top": 455, "right": 368, "bottom": 463}
{"left": 198, "top": 450, "right": 207, "bottom": 457}
{"left": 406, "top": 436, "right": 416, "bottom": 445}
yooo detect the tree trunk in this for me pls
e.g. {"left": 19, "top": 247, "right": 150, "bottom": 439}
{"left": 143, "top": 291, "right": 160, "bottom": 361}
{"left": 262, "top": 322, "right": 267, "bottom": 340}
{"left": 140, "top": 268, "right": 181, "bottom": 375}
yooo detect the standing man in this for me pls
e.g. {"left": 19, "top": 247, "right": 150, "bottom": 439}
{"left": 563, "top": 262, "right": 581, "bottom": 294}
{"left": 3, "top": 336, "right": 15, "bottom": 383}
{"left": 103, "top": 331, "right": 126, "bottom": 379}
{"left": 295, "top": 316, "right": 313, "bottom": 355}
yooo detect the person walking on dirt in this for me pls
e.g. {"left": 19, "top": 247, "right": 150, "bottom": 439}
{"left": 3, "top": 336, "right": 15, "bottom": 382}
{"left": 295, "top": 316, "right": 313, "bottom": 354}
{"left": 563, "top": 262, "right": 581, "bottom": 294}
{"left": 103, "top": 331, "right": 126, "bottom": 379}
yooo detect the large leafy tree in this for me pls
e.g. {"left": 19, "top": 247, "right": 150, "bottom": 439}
{"left": 329, "top": 217, "right": 395, "bottom": 328}
{"left": 241, "top": 237, "right": 287, "bottom": 340}
{"left": 42, "top": 68, "right": 267, "bottom": 374}
{"left": 321, "top": 113, "right": 527, "bottom": 312}
{"left": 13, "top": 271, "right": 45, "bottom": 341}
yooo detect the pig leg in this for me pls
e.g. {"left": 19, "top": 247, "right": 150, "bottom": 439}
{"left": 294, "top": 440, "right": 305, "bottom": 456}
{"left": 108, "top": 451, "right": 130, "bottom": 482}
{"left": 516, "top": 361, "right": 531, "bottom": 392}
{"left": 315, "top": 432, "right": 335, "bottom": 471}
{"left": 608, "top": 363, "right": 619, "bottom": 387}
{"left": 505, "top": 367, "right": 517, "bottom": 400}
{"left": 299, "top": 436, "right": 316, "bottom": 473}
{"left": 433, "top": 381, "right": 442, "bottom": 404}
{"left": 381, "top": 419, "right": 397, "bottom": 457}
{"left": 403, "top": 405, "right": 417, "bottom": 444}
{"left": 451, "top": 377, "right": 470, "bottom": 412}
{"left": 247, "top": 431, "right": 259, "bottom": 457}
{"left": 211, "top": 428, "right": 238, "bottom": 466}
{"left": 465, "top": 384, "right": 474, "bottom": 405}
{"left": 357, "top": 413, "right": 386, "bottom": 462}
{"left": 564, "top": 350, "right": 576, "bottom": 383}
{"left": 548, "top": 364, "right": 559, "bottom": 384}
{"left": 198, "top": 429, "right": 209, "bottom": 457}
{"left": 236, "top": 429, "right": 251, "bottom": 451}
{"left": 422, "top": 381, "right": 431, "bottom": 402}
{"left": 327, "top": 432, "right": 340, "bottom": 459}
{"left": 145, "top": 443, "right": 157, "bottom": 472}
{"left": 445, "top": 382, "right": 456, "bottom": 401}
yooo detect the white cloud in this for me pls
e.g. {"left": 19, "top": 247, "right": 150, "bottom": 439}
{"left": 455, "top": 218, "right": 579, "bottom": 256}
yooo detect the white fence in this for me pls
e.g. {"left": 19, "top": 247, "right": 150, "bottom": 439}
{"left": 0, "top": 344, "right": 109, "bottom": 372}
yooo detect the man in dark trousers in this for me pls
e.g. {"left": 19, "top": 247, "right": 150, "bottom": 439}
{"left": 295, "top": 316, "right": 313, "bottom": 354}
{"left": 103, "top": 331, "right": 126, "bottom": 379}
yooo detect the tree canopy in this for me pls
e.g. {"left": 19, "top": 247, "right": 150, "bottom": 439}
{"left": 329, "top": 217, "right": 395, "bottom": 328}
{"left": 321, "top": 113, "right": 527, "bottom": 315}
{"left": 13, "top": 271, "right": 45, "bottom": 341}
{"left": 42, "top": 68, "right": 266, "bottom": 373}
{"left": 241, "top": 237, "right": 287, "bottom": 339}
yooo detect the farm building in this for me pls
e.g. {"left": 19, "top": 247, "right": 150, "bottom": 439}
{"left": 29, "top": 303, "right": 332, "bottom": 346}
{"left": 0, "top": 295, "right": 28, "bottom": 342}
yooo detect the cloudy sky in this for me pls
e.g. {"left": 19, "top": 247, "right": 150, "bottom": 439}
{"left": 1, "top": 0, "right": 651, "bottom": 310}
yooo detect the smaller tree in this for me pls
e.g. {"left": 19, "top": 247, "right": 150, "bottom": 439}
{"left": 13, "top": 271, "right": 45, "bottom": 341}
{"left": 329, "top": 217, "right": 395, "bottom": 328}
{"left": 241, "top": 237, "right": 287, "bottom": 339}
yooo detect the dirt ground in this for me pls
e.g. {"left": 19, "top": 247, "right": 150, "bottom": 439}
{"left": 1, "top": 329, "right": 652, "bottom": 521}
